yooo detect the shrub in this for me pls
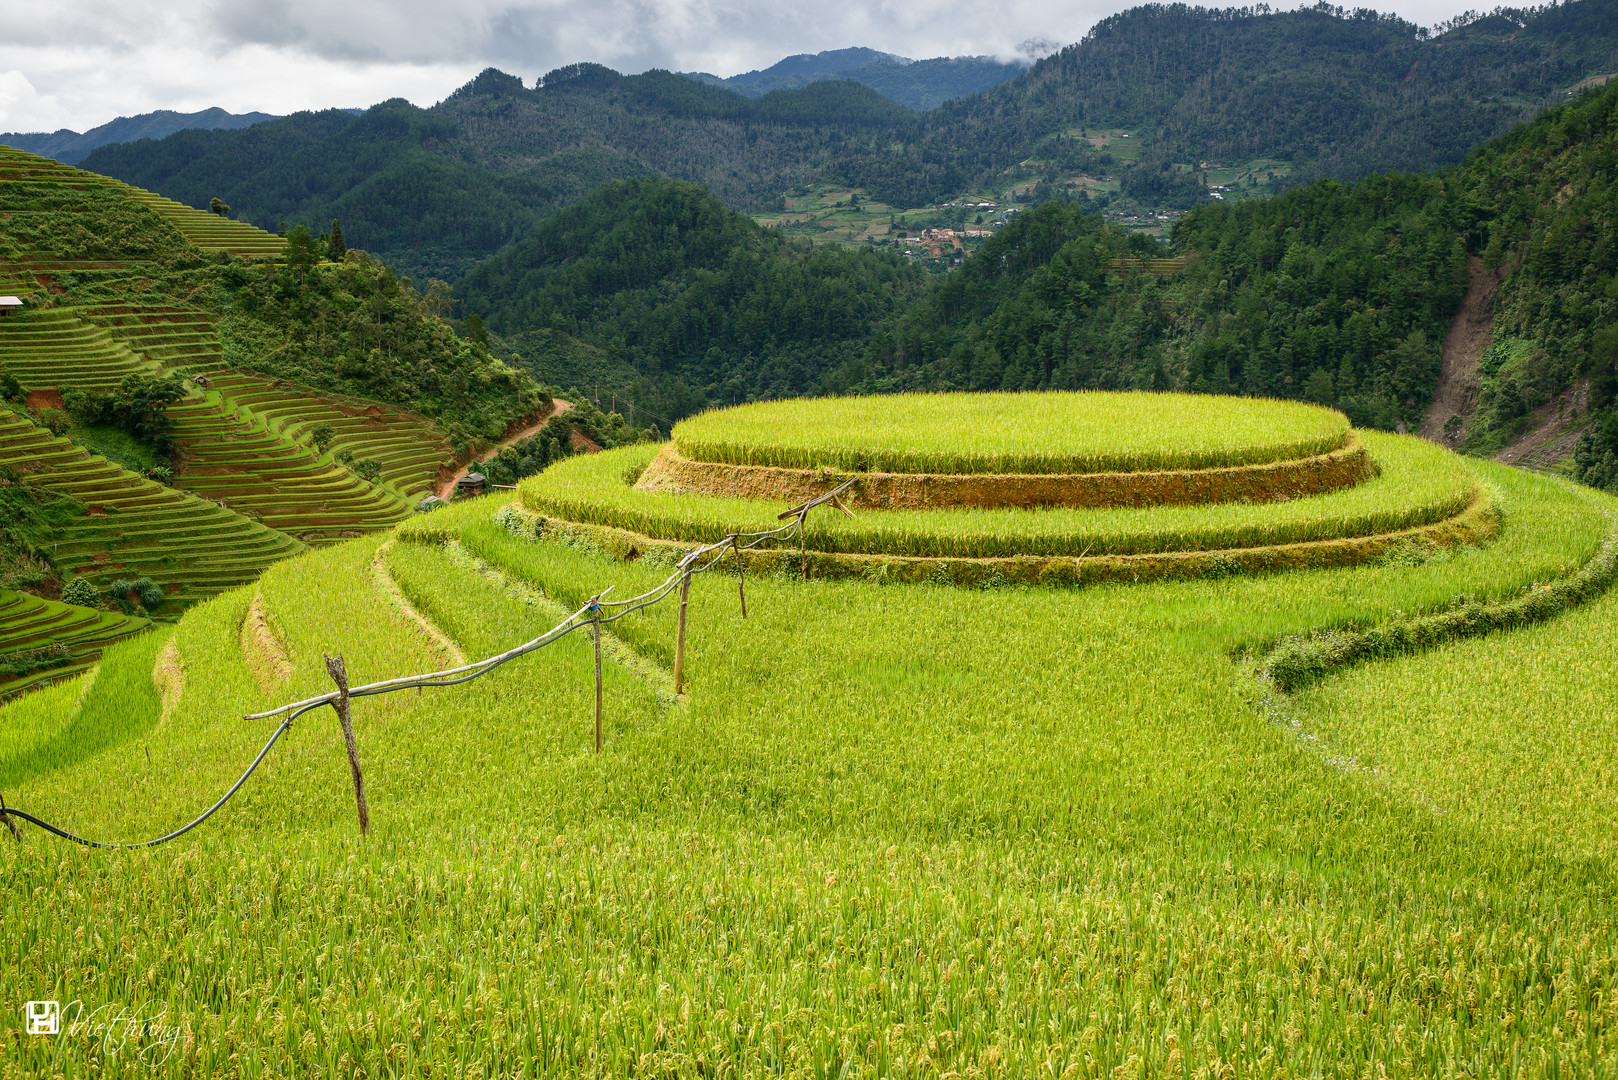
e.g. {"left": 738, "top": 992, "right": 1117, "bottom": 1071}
{"left": 108, "top": 576, "right": 164, "bottom": 612}
{"left": 61, "top": 578, "right": 100, "bottom": 608}
{"left": 37, "top": 408, "right": 74, "bottom": 435}
{"left": 311, "top": 425, "right": 337, "bottom": 452}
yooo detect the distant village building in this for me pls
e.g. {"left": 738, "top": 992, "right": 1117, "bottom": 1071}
{"left": 455, "top": 472, "right": 487, "bottom": 496}
{"left": 0, "top": 296, "right": 24, "bottom": 317}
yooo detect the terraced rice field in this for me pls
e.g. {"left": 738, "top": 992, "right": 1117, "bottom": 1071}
{"left": 524, "top": 396, "right": 1489, "bottom": 584}
{"left": 0, "top": 409, "right": 304, "bottom": 601}
{"left": 165, "top": 392, "right": 417, "bottom": 543}
{"left": 0, "top": 307, "right": 152, "bottom": 392}
{"left": 3, "top": 454, "right": 1615, "bottom": 1076}
{"left": 0, "top": 588, "right": 149, "bottom": 698}
{"left": 83, "top": 304, "right": 223, "bottom": 371}
{"left": 673, "top": 392, "right": 1349, "bottom": 474}
{"left": 0, "top": 288, "right": 451, "bottom": 542}
{"left": 530, "top": 432, "right": 1480, "bottom": 560}
{"left": 198, "top": 370, "right": 454, "bottom": 500}
{"left": 118, "top": 187, "right": 286, "bottom": 257}
{"left": 0, "top": 145, "right": 283, "bottom": 258}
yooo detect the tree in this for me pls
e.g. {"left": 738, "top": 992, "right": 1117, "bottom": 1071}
{"left": 209, "top": 197, "right": 231, "bottom": 217}
{"left": 328, "top": 219, "right": 347, "bottom": 261}
{"left": 285, "top": 224, "right": 318, "bottom": 283}
{"left": 464, "top": 312, "right": 490, "bottom": 349}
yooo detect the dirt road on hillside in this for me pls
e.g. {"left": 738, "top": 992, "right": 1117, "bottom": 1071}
{"left": 435, "top": 399, "right": 571, "bottom": 499}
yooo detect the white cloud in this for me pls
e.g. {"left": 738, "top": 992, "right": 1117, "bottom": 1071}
{"left": 2, "top": 0, "right": 1487, "bottom": 133}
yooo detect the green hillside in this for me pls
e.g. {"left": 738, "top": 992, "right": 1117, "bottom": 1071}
{"left": 0, "top": 145, "right": 533, "bottom": 611}
{"left": 0, "top": 587, "right": 149, "bottom": 697}
{"left": 458, "top": 178, "right": 926, "bottom": 412}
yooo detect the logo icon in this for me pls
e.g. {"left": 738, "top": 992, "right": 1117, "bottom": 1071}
{"left": 26, "top": 1000, "right": 59, "bottom": 1036}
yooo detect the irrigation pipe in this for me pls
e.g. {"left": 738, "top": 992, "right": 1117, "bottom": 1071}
{"left": 0, "top": 477, "right": 859, "bottom": 849}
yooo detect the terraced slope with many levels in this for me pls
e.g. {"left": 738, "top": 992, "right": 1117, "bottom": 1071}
{"left": 199, "top": 371, "right": 455, "bottom": 501}
{"left": 82, "top": 303, "right": 223, "bottom": 371}
{"left": 0, "top": 588, "right": 148, "bottom": 697}
{"left": 117, "top": 186, "right": 285, "bottom": 257}
{"left": 0, "top": 307, "right": 152, "bottom": 392}
{"left": 165, "top": 390, "right": 419, "bottom": 543}
{"left": 0, "top": 409, "right": 304, "bottom": 601}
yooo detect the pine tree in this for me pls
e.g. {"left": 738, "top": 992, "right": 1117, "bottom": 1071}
{"left": 328, "top": 219, "right": 347, "bottom": 261}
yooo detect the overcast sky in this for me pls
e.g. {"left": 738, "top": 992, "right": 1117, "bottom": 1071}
{"left": 3, "top": 0, "right": 1481, "bottom": 133}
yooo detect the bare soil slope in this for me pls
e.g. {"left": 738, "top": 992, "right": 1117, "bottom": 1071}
{"left": 1420, "top": 256, "right": 1500, "bottom": 447}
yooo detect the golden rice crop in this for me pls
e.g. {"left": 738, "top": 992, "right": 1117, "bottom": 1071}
{"left": 673, "top": 391, "right": 1349, "bottom": 474}
{"left": 523, "top": 431, "right": 1475, "bottom": 558}
{"left": 3, "top": 463, "right": 1615, "bottom": 1078}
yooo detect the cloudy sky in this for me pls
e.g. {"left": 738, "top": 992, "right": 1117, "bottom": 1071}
{"left": 4, "top": 0, "right": 1478, "bottom": 134}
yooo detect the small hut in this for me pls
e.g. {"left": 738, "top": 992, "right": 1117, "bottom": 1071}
{"left": 0, "top": 296, "right": 24, "bottom": 318}
{"left": 455, "top": 472, "right": 487, "bottom": 497}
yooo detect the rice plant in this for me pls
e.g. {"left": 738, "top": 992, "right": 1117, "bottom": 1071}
{"left": 524, "top": 431, "right": 1476, "bottom": 559}
{"left": 673, "top": 391, "right": 1350, "bottom": 474}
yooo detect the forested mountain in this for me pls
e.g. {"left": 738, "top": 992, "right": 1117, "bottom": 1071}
{"left": 857, "top": 77, "right": 1618, "bottom": 456}
{"left": 683, "top": 48, "right": 1026, "bottom": 111}
{"left": 81, "top": 71, "right": 912, "bottom": 284}
{"left": 2, "top": 108, "right": 278, "bottom": 165}
{"left": 854, "top": 0, "right": 1618, "bottom": 207}
{"left": 457, "top": 178, "right": 926, "bottom": 418}
{"left": 80, "top": 0, "right": 1618, "bottom": 283}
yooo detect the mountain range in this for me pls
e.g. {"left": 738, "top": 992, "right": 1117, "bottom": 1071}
{"left": 78, "top": 0, "right": 1618, "bottom": 286}
{"left": 0, "top": 108, "right": 279, "bottom": 165}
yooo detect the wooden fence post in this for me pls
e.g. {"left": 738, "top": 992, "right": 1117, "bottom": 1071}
{"left": 324, "top": 653, "right": 369, "bottom": 836}
{"left": 732, "top": 536, "right": 747, "bottom": 618}
{"left": 592, "top": 603, "right": 604, "bottom": 753}
{"left": 673, "top": 559, "right": 693, "bottom": 695}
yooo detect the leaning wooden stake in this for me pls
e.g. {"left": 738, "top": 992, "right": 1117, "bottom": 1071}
{"left": 732, "top": 536, "right": 747, "bottom": 618}
{"left": 591, "top": 603, "right": 603, "bottom": 754}
{"left": 0, "top": 792, "right": 19, "bottom": 841}
{"left": 324, "top": 653, "right": 369, "bottom": 836}
{"left": 673, "top": 560, "right": 694, "bottom": 695}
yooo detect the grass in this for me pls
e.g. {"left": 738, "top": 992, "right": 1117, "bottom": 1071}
{"left": 1, "top": 453, "right": 1615, "bottom": 1074}
{"left": 523, "top": 432, "right": 1475, "bottom": 559}
{"left": 672, "top": 392, "right": 1350, "bottom": 475}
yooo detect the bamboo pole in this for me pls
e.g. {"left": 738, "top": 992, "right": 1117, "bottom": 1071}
{"left": 673, "top": 563, "right": 693, "bottom": 695}
{"left": 592, "top": 606, "right": 603, "bottom": 753}
{"left": 324, "top": 653, "right": 369, "bottom": 835}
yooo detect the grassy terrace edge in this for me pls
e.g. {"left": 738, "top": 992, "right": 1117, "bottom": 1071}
{"left": 1256, "top": 486, "right": 1618, "bottom": 691}
{"left": 642, "top": 435, "right": 1374, "bottom": 510}
{"left": 672, "top": 392, "right": 1350, "bottom": 475}
{"left": 518, "top": 432, "right": 1477, "bottom": 562}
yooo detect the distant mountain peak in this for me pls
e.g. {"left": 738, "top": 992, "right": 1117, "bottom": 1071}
{"left": 1, "top": 108, "right": 278, "bottom": 165}
{"left": 679, "top": 46, "right": 1026, "bottom": 111}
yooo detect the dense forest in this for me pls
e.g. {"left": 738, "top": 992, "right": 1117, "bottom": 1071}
{"left": 81, "top": 0, "right": 1618, "bottom": 282}
{"left": 859, "top": 0, "right": 1618, "bottom": 207}
{"left": 683, "top": 48, "right": 1027, "bottom": 111}
{"left": 457, "top": 178, "right": 926, "bottom": 415}
{"left": 851, "top": 76, "right": 1618, "bottom": 451}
